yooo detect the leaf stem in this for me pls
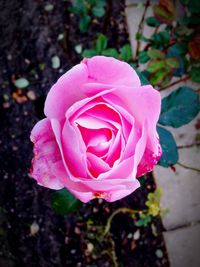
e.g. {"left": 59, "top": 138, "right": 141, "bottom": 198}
{"left": 177, "top": 142, "right": 200, "bottom": 149}
{"left": 159, "top": 76, "right": 190, "bottom": 91}
{"left": 103, "top": 207, "right": 142, "bottom": 236}
{"left": 177, "top": 162, "right": 200, "bottom": 172}
{"left": 135, "top": 0, "right": 150, "bottom": 60}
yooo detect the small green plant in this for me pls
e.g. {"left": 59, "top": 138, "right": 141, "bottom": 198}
{"left": 82, "top": 33, "right": 132, "bottom": 62}
{"left": 135, "top": 188, "right": 166, "bottom": 227}
{"left": 68, "top": 0, "right": 107, "bottom": 33}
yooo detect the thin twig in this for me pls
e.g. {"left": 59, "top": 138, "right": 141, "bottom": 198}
{"left": 177, "top": 142, "right": 200, "bottom": 149}
{"left": 159, "top": 76, "right": 189, "bottom": 91}
{"left": 177, "top": 162, "right": 200, "bottom": 172}
{"left": 103, "top": 208, "right": 142, "bottom": 236}
{"left": 135, "top": 0, "right": 150, "bottom": 60}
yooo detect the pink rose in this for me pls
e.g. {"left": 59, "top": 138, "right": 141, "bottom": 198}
{"left": 30, "top": 56, "right": 162, "bottom": 202}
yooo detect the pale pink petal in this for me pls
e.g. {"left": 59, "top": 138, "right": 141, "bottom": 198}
{"left": 30, "top": 119, "right": 64, "bottom": 189}
{"left": 44, "top": 63, "right": 88, "bottom": 119}
{"left": 82, "top": 56, "right": 140, "bottom": 87}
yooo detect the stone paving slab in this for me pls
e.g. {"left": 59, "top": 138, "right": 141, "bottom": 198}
{"left": 163, "top": 223, "right": 200, "bottom": 267}
{"left": 154, "top": 80, "right": 200, "bottom": 230}
{"left": 125, "top": 1, "right": 200, "bottom": 266}
{"left": 154, "top": 146, "right": 200, "bottom": 229}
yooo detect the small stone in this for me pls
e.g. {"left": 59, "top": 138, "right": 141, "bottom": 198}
{"left": 51, "top": 56, "right": 60, "bottom": 69}
{"left": 14, "top": 78, "right": 29, "bottom": 89}
{"left": 87, "top": 242, "right": 94, "bottom": 252}
{"left": 74, "top": 227, "right": 81, "bottom": 234}
{"left": 57, "top": 33, "right": 64, "bottom": 41}
{"left": 44, "top": 4, "right": 54, "bottom": 12}
{"left": 156, "top": 249, "right": 163, "bottom": 258}
{"left": 133, "top": 229, "right": 140, "bottom": 240}
{"left": 75, "top": 44, "right": 83, "bottom": 54}
{"left": 127, "top": 233, "right": 133, "bottom": 239}
{"left": 3, "top": 102, "right": 10, "bottom": 108}
{"left": 30, "top": 222, "right": 39, "bottom": 236}
{"left": 27, "top": 90, "right": 36, "bottom": 100}
{"left": 12, "top": 146, "right": 18, "bottom": 151}
{"left": 93, "top": 207, "right": 98, "bottom": 213}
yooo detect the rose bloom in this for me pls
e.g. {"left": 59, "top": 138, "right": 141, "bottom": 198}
{"left": 30, "top": 56, "right": 162, "bottom": 202}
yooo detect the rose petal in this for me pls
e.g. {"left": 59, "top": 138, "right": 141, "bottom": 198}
{"left": 83, "top": 56, "right": 140, "bottom": 87}
{"left": 30, "top": 118, "right": 64, "bottom": 189}
{"left": 44, "top": 63, "right": 88, "bottom": 119}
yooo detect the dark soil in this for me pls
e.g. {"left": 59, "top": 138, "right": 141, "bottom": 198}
{"left": 0, "top": 0, "right": 169, "bottom": 266}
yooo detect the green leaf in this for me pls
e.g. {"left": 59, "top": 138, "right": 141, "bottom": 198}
{"left": 166, "top": 57, "right": 179, "bottom": 69}
{"left": 96, "top": 33, "right": 107, "bottom": 53}
{"left": 135, "top": 214, "right": 151, "bottom": 227}
{"left": 157, "top": 126, "right": 178, "bottom": 167}
{"left": 167, "top": 43, "right": 187, "bottom": 56}
{"left": 82, "top": 49, "right": 97, "bottom": 58}
{"left": 138, "top": 70, "right": 150, "bottom": 85}
{"left": 149, "top": 69, "right": 168, "bottom": 85}
{"left": 130, "top": 64, "right": 150, "bottom": 85}
{"left": 146, "top": 16, "right": 160, "bottom": 27}
{"left": 92, "top": 6, "right": 105, "bottom": 17}
{"left": 146, "top": 60, "right": 165, "bottom": 73}
{"left": 79, "top": 15, "right": 91, "bottom": 33}
{"left": 138, "top": 51, "right": 150, "bottom": 63}
{"left": 147, "top": 49, "right": 165, "bottom": 59}
{"left": 159, "top": 87, "right": 200, "bottom": 128}
{"left": 51, "top": 189, "right": 82, "bottom": 215}
{"left": 120, "top": 44, "right": 132, "bottom": 62}
{"left": 102, "top": 48, "right": 119, "bottom": 58}
{"left": 190, "top": 67, "right": 200, "bottom": 83}
{"left": 152, "top": 31, "right": 170, "bottom": 47}
{"left": 14, "top": 78, "right": 29, "bottom": 88}
{"left": 188, "top": 0, "right": 200, "bottom": 14}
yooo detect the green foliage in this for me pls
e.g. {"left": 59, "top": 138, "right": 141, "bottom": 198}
{"left": 138, "top": 51, "right": 150, "bottom": 63}
{"left": 135, "top": 188, "right": 165, "bottom": 227}
{"left": 145, "top": 16, "right": 160, "bottom": 27}
{"left": 145, "top": 188, "right": 162, "bottom": 217}
{"left": 51, "top": 189, "right": 82, "bottom": 215}
{"left": 151, "top": 31, "right": 170, "bottom": 48}
{"left": 135, "top": 213, "right": 151, "bottom": 227}
{"left": 146, "top": 60, "right": 165, "bottom": 73}
{"left": 120, "top": 44, "right": 132, "bottom": 62}
{"left": 96, "top": 33, "right": 107, "bottom": 53}
{"left": 159, "top": 87, "right": 200, "bottom": 128}
{"left": 79, "top": 15, "right": 91, "bottom": 33}
{"left": 82, "top": 34, "right": 132, "bottom": 63}
{"left": 166, "top": 57, "right": 179, "bottom": 69}
{"left": 101, "top": 48, "right": 119, "bottom": 59}
{"left": 190, "top": 66, "right": 200, "bottom": 83}
{"left": 147, "top": 49, "right": 164, "bottom": 59}
{"left": 149, "top": 69, "right": 168, "bottom": 86}
{"left": 157, "top": 126, "right": 178, "bottom": 167}
{"left": 68, "top": 0, "right": 107, "bottom": 32}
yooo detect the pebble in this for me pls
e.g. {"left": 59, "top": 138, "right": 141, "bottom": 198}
{"left": 133, "top": 229, "right": 140, "bottom": 240}
{"left": 156, "top": 249, "right": 163, "bottom": 258}
{"left": 27, "top": 90, "right": 36, "bottom": 100}
{"left": 30, "top": 222, "right": 39, "bottom": 236}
